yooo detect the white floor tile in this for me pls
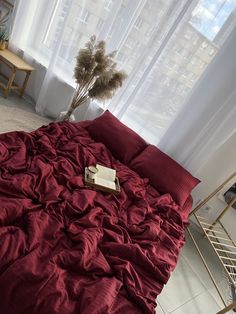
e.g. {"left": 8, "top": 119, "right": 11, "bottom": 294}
{"left": 156, "top": 302, "right": 165, "bottom": 313}
{"left": 170, "top": 289, "right": 220, "bottom": 314}
{"left": 0, "top": 94, "right": 35, "bottom": 112}
{"left": 209, "top": 286, "right": 236, "bottom": 314}
{"left": 157, "top": 256, "right": 206, "bottom": 313}
{"left": 2, "top": 94, "right": 235, "bottom": 314}
{"left": 182, "top": 227, "right": 224, "bottom": 289}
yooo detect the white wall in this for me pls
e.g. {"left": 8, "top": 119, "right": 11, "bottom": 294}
{"left": 192, "top": 131, "right": 236, "bottom": 241}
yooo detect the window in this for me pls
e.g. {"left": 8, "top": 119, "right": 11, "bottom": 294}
{"left": 146, "top": 26, "right": 156, "bottom": 38}
{"left": 124, "top": 37, "right": 138, "bottom": 49}
{"left": 182, "top": 70, "right": 189, "bottom": 78}
{"left": 64, "top": 27, "right": 73, "bottom": 41}
{"left": 190, "top": 73, "right": 198, "bottom": 82}
{"left": 176, "top": 84, "right": 185, "bottom": 95}
{"left": 192, "top": 37, "right": 198, "bottom": 45}
{"left": 199, "top": 60, "right": 206, "bottom": 69}
{"left": 116, "top": 51, "right": 126, "bottom": 63}
{"left": 104, "top": 0, "right": 113, "bottom": 11}
{"left": 134, "top": 17, "right": 143, "bottom": 30}
{"left": 200, "top": 41, "right": 208, "bottom": 49}
{"left": 42, "top": 0, "right": 62, "bottom": 49}
{"left": 162, "top": 76, "right": 171, "bottom": 87}
{"left": 175, "top": 47, "right": 183, "bottom": 55}
{"left": 174, "top": 64, "right": 180, "bottom": 73}
{"left": 17, "top": 0, "right": 236, "bottom": 145}
{"left": 190, "top": 56, "right": 198, "bottom": 65}
{"left": 165, "top": 60, "right": 175, "bottom": 70}
{"left": 175, "top": 47, "right": 188, "bottom": 58}
{"left": 96, "top": 18, "right": 104, "bottom": 31}
{"left": 79, "top": 9, "right": 90, "bottom": 23}
{"left": 208, "top": 48, "right": 215, "bottom": 56}
{"left": 184, "top": 29, "right": 193, "bottom": 40}
{"left": 131, "top": 70, "right": 143, "bottom": 86}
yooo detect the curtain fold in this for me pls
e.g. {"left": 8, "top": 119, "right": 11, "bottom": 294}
{"left": 159, "top": 27, "right": 236, "bottom": 174}
{"left": 9, "top": 0, "right": 236, "bottom": 173}
{"left": 35, "top": 0, "right": 74, "bottom": 116}
{"left": 109, "top": 0, "right": 196, "bottom": 118}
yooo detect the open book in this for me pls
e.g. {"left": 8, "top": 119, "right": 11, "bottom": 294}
{"left": 84, "top": 164, "right": 120, "bottom": 194}
{"left": 94, "top": 164, "right": 116, "bottom": 190}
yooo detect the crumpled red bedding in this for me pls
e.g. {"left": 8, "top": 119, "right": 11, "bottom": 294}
{"left": 0, "top": 122, "right": 186, "bottom": 314}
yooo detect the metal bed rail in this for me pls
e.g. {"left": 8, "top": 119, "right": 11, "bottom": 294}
{"left": 188, "top": 172, "right": 236, "bottom": 314}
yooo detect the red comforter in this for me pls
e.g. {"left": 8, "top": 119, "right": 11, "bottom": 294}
{"left": 0, "top": 122, "right": 186, "bottom": 314}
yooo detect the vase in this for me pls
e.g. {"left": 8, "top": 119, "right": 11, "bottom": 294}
{"left": 56, "top": 111, "right": 75, "bottom": 122}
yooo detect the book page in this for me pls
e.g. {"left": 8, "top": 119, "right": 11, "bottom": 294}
{"left": 96, "top": 164, "right": 116, "bottom": 182}
{"left": 94, "top": 177, "right": 116, "bottom": 190}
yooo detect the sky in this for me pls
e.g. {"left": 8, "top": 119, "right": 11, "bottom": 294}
{"left": 190, "top": 0, "right": 236, "bottom": 41}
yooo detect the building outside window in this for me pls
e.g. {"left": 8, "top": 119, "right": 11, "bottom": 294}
{"left": 96, "top": 18, "right": 104, "bottom": 31}
{"left": 200, "top": 41, "right": 208, "bottom": 49}
{"left": 184, "top": 29, "right": 193, "bottom": 40}
{"left": 78, "top": 9, "right": 90, "bottom": 23}
{"left": 104, "top": 0, "right": 113, "bottom": 12}
{"left": 208, "top": 48, "right": 215, "bottom": 56}
{"left": 124, "top": 37, "right": 138, "bottom": 49}
{"left": 22, "top": 0, "right": 236, "bottom": 143}
{"left": 134, "top": 16, "right": 143, "bottom": 30}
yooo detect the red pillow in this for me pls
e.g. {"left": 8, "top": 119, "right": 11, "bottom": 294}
{"left": 86, "top": 110, "right": 147, "bottom": 164}
{"left": 129, "top": 145, "right": 200, "bottom": 206}
{"left": 182, "top": 195, "right": 193, "bottom": 223}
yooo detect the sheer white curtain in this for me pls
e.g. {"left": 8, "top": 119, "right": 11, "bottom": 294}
{"left": 10, "top": 0, "right": 236, "bottom": 173}
{"left": 159, "top": 26, "right": 236, "bottom": 174}
{"left": 10, "top": 0, "right": 148, "bottom": 119}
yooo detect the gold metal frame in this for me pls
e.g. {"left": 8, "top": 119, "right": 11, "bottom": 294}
{"left": 188, "top": 172, "right": 236, "bottom": 314}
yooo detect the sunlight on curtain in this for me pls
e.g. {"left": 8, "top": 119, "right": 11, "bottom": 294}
{"left": 11, "top": 0, "right": 236, "bottom": 144}
{"left": 110, "top": 0, "right": 236, "bottom": 144}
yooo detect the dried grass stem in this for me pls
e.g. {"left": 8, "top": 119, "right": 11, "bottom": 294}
{"left": 63, "top": 35, "right": 127, "bottom": 121}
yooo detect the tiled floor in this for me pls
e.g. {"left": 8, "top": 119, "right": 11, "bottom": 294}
{"left": 156, "top": 225, "right": 235, "bottom": 314}
{"left": 0, "top": 93, "right": 35, "bottom": 112}
{"left": 1, "top": 94, "right": 235, "bottom": 314}
{"left": 0, "top": 94, "right": 51, "bottom": 133}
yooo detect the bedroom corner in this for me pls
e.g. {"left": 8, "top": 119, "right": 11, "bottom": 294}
{"left": 0, "top": 1, "right": 236, "bottom": 314}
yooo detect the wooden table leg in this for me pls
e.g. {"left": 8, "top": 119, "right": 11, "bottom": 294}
{"left": 20, "top": 71, "right": 31, "bottom": 97}
{"left": 4, "top": 67, "right": 16, "bottom": 98}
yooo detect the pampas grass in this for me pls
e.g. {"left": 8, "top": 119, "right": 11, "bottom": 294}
{"left": 63, "top": 35, "right": 127, "bottom": 120}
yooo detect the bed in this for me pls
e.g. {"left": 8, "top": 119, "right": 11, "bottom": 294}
{"left": 0, "top": 110, "right": 199, "bottom": 314}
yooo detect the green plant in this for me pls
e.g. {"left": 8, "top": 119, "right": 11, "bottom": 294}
{"left": 63, "top": 35, "right": 127, "bottom": 120}
{"left": 0, "top": 28, "right": 8, "bottom": 41}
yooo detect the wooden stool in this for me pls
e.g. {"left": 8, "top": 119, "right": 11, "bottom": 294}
{"left": 0, "top": 49, "right": 34, "bottom": 98}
